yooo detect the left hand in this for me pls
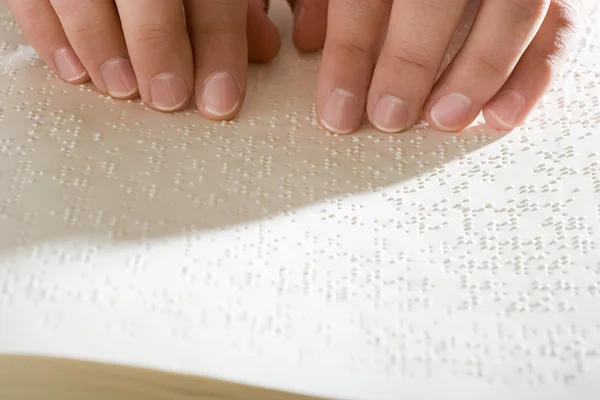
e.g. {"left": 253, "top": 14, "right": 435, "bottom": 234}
{"left": 288, "top": 0, "right": 581, "bottom": 134}
{"left": 6, "top": 0, "right": 279, "bottom": 120}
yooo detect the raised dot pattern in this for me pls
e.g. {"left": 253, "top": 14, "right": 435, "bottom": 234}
{"left": 0, "top": 1, "right": 599, "bottom": 399}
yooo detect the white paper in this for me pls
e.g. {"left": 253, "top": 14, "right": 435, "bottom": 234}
{"left": 0, "top": 1, "right": 599, "bottom": 399}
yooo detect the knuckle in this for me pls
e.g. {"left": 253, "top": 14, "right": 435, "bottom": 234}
{"left": 13, "top": 2, "right": 46, "bottom": 33}
{"left": 403, "top": 0, "right": 456, "bottom": 13}
{"left": 528, "top": 40, "right": 564, "bottom": 70}
{"left": 505, "top": 0, "right": 550, "bottom": 19}
{"left": 528, "top": 0, "right": 580, "bottom": 69}
{"left": 388, "top": 45, "right": 438, "bottom": 75}
{"left": 194, "top": 24, "right": 244, "bottom": 41}
{"left": 335, "top": 39, "right": 378, "bottom": 62}
{"left": 51, "top": 0, "right": 107, "bottom": 39}
{"left": 130, "top": 22, "right": 181, "bottom": 48}
{"left": 68, "top": 18, "right": 104, "bottom": 40}
{"left": 338, "top": 0, "right": 393, "bottom": 11}
{"left": 547, "top": 0, "right": 580, "bottom": 32}
{"left": 371, "top": 0, "right": 394, "bottom": 7}
{"left": 51, "top": 0, "right": 94, "bottom": 17}
{"left": 468, "top": 55, "right": 510, "bottom": 79}
{"left": 527, "top": 45, "right": 560, "bottom": 76}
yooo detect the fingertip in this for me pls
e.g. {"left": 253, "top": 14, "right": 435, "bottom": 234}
{"left": 148, "top": 73, "right": 192, "bottom": 113}
{"left": 62, "top": 72, "right": 91, "bottom": 85}
{"left": 197, "top": 71, "right": 242, "bottom": 121}
{"left": 483, "top": 109, "right": 515, "bottom": 131}
{"left": 247, "top": 3, "right": 281, "bottom": 63}
{"left": 53, "top": 46, "right": 90, "bottom": 84}
{"left": 425, "top": 93, "right": 473, "bottom": 133}
{"left": 100, "top": 58, "right": 139, "bottom": 100}
{"left": 292, "top": 1, "right": 327, "bottom": 53}
{"left": 482, "top": 90, "right": 526, "bottom": 131}
{"left": 318, "top": 89, "right": 362, "bottom": 135}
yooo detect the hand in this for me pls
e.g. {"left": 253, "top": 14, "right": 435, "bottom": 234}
{"left": 289, "top": 0, "right": 580, "bottom": 134}
{"left": 6, "top": 0, "right": 280, "bottom": 120}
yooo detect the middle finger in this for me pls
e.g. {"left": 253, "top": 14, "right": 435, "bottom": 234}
{"left": 115, "top": 0, "right": 194, "bottom": 112}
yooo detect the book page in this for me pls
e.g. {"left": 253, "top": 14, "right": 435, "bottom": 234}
{"left": 1, "top": 1, "right": 599, "bottom": 399}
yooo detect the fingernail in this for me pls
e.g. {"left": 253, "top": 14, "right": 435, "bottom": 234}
{"left": 430, "top": 92, "right": 472, "bottom": 131}
{"left": 320, "top": 89, "right": 361, "bottom": 134}
{"left": 149, "top": 73, "right": 190, "bottom": 112}
{"left": 485, "top": 90, "right": 525, "bottom": 130}
{"left": 371, "top": 95, "right": 409, "bottom": 133}
{"left": 53, "top": 46, "right": 87, "bottom": 83}
{"left": 202, "top": 71, "right": 240, "bottom": 117}
{"left": 100, "top": 58, "right": 138, "bottom": 99}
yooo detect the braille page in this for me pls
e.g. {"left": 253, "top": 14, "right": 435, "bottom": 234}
{"left": 0, "top": 1, "right": 599, "bottom": 399}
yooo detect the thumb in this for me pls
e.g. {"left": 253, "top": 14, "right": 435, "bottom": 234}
{"left": 288, "top": 0, "right": 328, "bottom": 52}
{"left": 247, "top": 0, "right": 281, "bottom": 62}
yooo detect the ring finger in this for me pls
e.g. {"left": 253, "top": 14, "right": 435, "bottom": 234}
{"left": 49, "top": 0, "right": 138, "bottom": 99}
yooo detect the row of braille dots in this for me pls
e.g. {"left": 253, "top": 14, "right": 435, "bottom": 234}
{"left": 582, "top": 162, "right": 600, "bottom": 192}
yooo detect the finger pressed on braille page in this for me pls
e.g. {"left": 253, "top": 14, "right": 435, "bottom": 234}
{"left": 0, "top": 1, "right": 599, "bottom": 400}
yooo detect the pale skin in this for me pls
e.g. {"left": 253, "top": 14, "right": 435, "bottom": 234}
{"left": 6, "top": 0, "right": 580, "bottom": 134}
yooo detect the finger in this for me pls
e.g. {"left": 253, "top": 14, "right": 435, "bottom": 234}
{"left": 7, "top": 0, "right": 88, "bottom": 83}
{"left": 317, "top": 0, "right": 391, "bottom": 134}
{"left": 115, "top": 0, "right": 193, "bottom": 112}
{"left": 367, "top": 0, "right": 467, "bottom": 133}
{"left": 247, "top": 0, "right": 281, "bottom": 63}
{"left": 424, "top": 0, "right": 550, "bottom": 132}
{"left": 483, "top": 0, "right": 580, "bottom": 129}
{"left": 49, "top": 0, "right": 138, "bottom": 99}
{"left": 289, "top": 0, "right": 328, "bottom": 52}
{"left": 185, "top": 0, "right": 248, "bottom": 120}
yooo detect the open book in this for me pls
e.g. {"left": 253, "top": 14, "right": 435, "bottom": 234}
{"left": 0, "top": 356, "right": 322, "bottom": 399}
{"left": 1, "top": 1, "right": 599, "bottom": 399}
